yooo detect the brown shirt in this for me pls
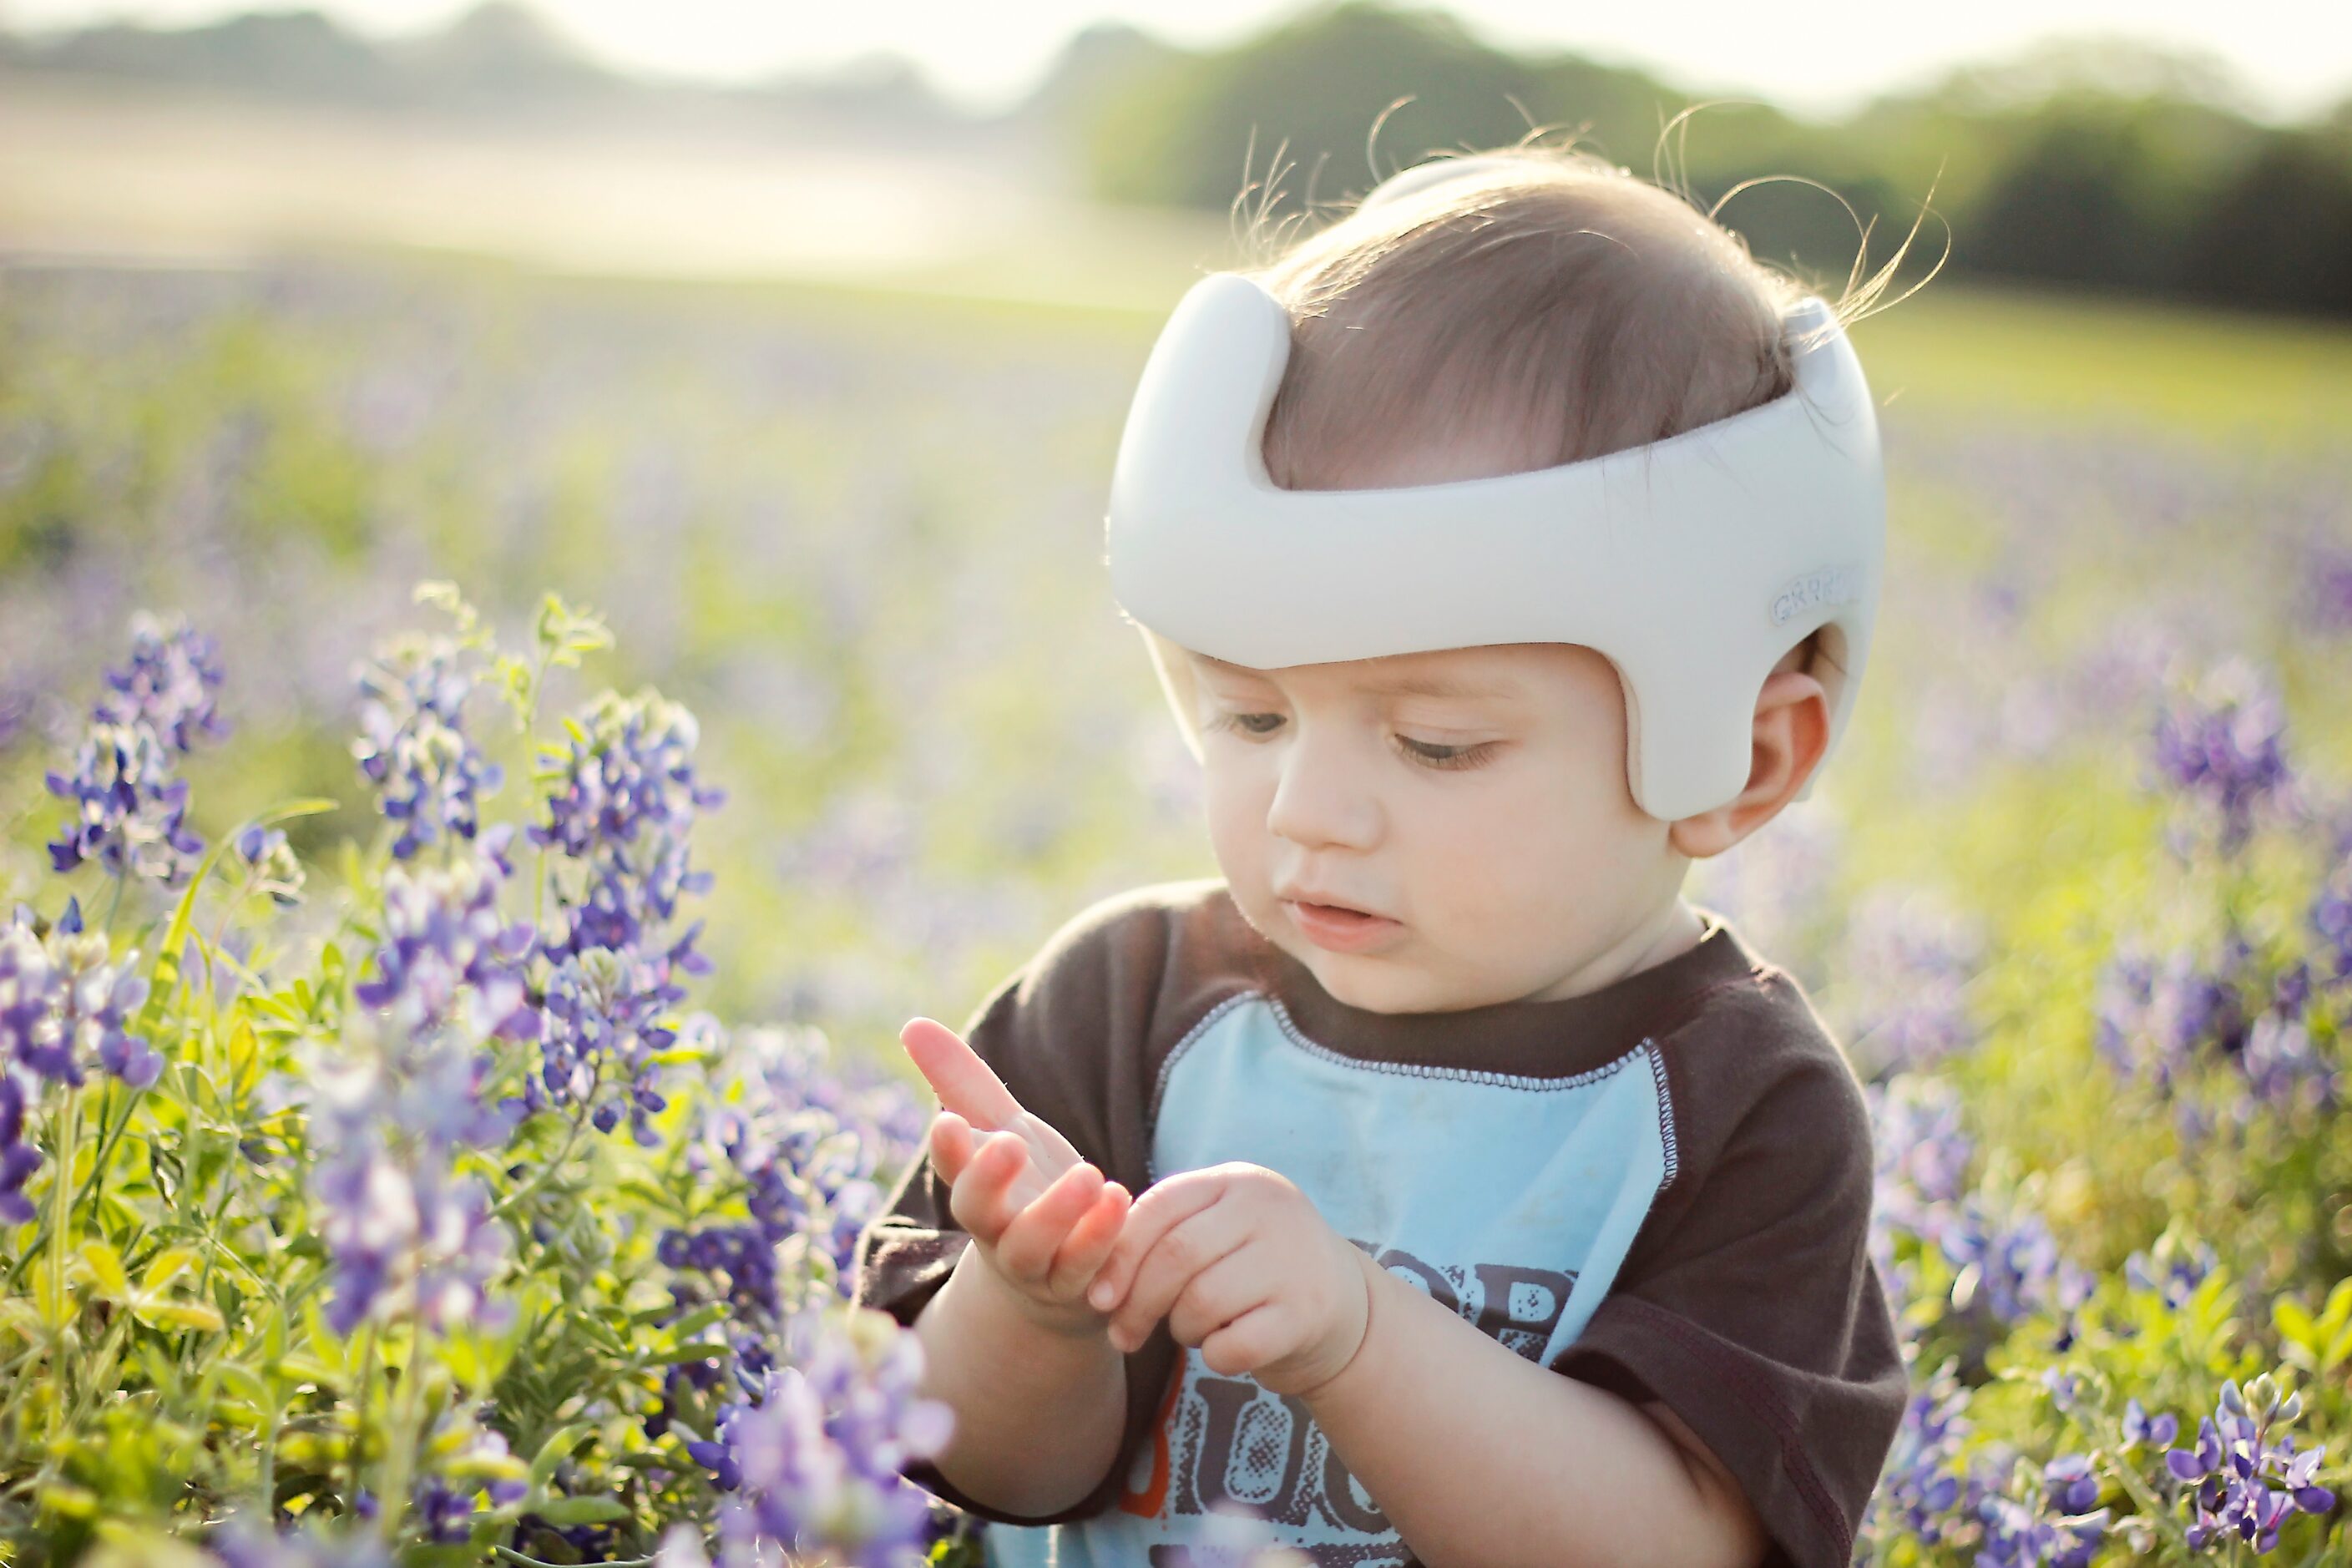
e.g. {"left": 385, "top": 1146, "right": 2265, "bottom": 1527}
{"left": 854, "top": 877, "right": 1903, "bottom": 1568}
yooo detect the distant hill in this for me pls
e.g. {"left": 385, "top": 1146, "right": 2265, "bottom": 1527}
{"left": 0, "top": 1, "right": 973, "bottom": 128}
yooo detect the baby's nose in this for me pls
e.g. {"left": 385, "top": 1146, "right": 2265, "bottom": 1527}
{"left": 1264, "top": 734, "right": 1383, "bottom": 851}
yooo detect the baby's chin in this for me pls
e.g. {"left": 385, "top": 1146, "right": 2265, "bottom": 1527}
{"left": 1277, "top": 932, "right": 1500, "bottom": 1016}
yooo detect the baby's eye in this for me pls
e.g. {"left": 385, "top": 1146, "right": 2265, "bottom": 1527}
{"left": 1395, "top": 735, "right": 1499, "bottom": 771}
{"left": 1211, "top": 711, "right": 1284, "bottom": 737}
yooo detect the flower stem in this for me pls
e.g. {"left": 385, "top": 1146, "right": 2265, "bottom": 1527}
{"left": 46, "top": 1090, "right": 79, "bottom": 1353}
{"left": 103, "top": 864, "right": 127, "bottom": 939}
{"left": 377, "top": 1316, "right": 428, "bottom": 1545}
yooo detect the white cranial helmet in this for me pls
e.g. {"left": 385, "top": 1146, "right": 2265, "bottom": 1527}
{"left": 1101, "top": 168, "right": 1885, "bottom": 822}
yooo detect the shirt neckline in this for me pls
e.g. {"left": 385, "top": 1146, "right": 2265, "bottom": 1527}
{"left": 1230, "top": 893, "right": 1768, "bottom": 1080}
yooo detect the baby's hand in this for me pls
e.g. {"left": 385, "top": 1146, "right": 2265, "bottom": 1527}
{"left": 1084, "top": 1162, "right": 1373, "bottom": 1397}
{"left": 902, "top": 1017, "right": 1134, "bottom": 1338}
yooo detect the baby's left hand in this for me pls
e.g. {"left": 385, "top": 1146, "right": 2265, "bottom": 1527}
{"left": 1084, "top": 1162, "right": 1373, "bottom": 1398}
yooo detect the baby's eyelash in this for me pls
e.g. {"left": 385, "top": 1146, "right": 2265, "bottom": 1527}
{"left": 1203, "top": 710, "right": 1282, "bottom": 737}
{"left": 1202, "top": 711, "right": 1499, "bottom": 772}
{"left": 1397, "top": 736, "right": 1499, "bottom": 771}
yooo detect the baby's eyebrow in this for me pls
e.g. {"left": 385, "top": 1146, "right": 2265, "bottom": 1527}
{"left": 1353, "top": 670, "right": 1520, "bottom": 701}
{"left": 1192, "top": 654, "right": 1517, "bottom": 702}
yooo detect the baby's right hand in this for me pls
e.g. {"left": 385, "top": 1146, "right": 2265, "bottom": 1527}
{"left": 903, "top": 1018, "right": 1134, "bottom": 1338}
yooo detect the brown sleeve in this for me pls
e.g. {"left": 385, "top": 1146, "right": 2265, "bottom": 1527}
{"left": 1550, "top": 1005, "right": 1904, "bottom": 1568}
{"left": 850, "top": 888, "right": 1188, "bottom": 1526}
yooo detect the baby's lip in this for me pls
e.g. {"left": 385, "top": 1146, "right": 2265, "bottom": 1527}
{"left": 1276, "top": 887, "right": 1388, "bottom": 920}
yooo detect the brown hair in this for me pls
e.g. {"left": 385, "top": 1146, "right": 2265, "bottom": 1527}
{"left": 1247, "top": 144, "right": 1808, "bottom": 488}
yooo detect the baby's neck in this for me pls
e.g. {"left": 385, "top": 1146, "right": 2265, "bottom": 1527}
{"left": 1519, "top": 897, "right": 1707, "bottom": 1004}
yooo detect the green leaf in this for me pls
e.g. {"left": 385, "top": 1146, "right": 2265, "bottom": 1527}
{"left": 140, "top": 1245, "right": 203, "bottom": 1294}
{"left": 662, "top": 1302, "right": 726, "bottom": 1342}
{"left": 78, "top": 1240, "right": 133, "bottom": 1302}
{"left": 134, "top": 1297, "right": 225, "bottom": 1333}
{"left": 641, "top": 1341, "right": 731, "bottom": 1366}
{"left": 529, "top": 1423, "right": 595, "bottom": 1487}
{"left": 533, "top": 1495, "right": 630, "bottom": 1525}
{"left": 215, "top": 1363, "right": 273, "bottom": 1407}
{"left": 136, "top": 797, "right": 336, "bottom": 1037}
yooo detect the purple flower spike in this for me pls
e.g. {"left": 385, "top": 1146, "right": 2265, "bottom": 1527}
{"left": 1, "top": 909, "right": 159, "bottom": 1089}
{"left": 2162, "top": 1373, "right": 2334, "bottom": 1554}
{"left": 695, "top": 1308, "right": 952, "bottom": 1568}
{"left": 43, "top": 614, "right": 228, "bottom": 888}
{"left": 2149, "top": 658, "right": 2294, "bottom": 852}
{"left": 351, "top": 635, "right": 503, "bottom": 862}
{"left": 529, "top": 689, "right": 725, "bottom": 965}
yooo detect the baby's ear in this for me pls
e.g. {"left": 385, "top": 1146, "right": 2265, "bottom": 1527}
{"left": 1665, "top": 655, "right": 1830, "bottom": 860}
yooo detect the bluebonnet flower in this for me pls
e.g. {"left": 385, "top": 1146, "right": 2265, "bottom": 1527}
{"left": 232, "top": 823, "right": 306, "bottom": 906}
{"left": 1832, "top": 889, "right": 1985, "bottom": 1075}
{"left": 2150, "top": 658, "right": 2294, "bottom": 851}
{"left": 92, "top": 613, "right": 230, "bottom": 754}
{"left": 354, "top": 836, "right": 539, "bottom": 1050}
{"left": 310, "top": 1103, "right": 510, "bottom": 1337}
{"left": 0, "top": 1075, "right": 38, "bottom": 1226}
{"left": 45, "top": 720, "right": 205, "bottom": 885}
{"left": 529, "top": 689, "right": 725, "bottom": 964}
{"left": 656, "top": 1021, "right": 923, "bottom": 1354}
{"left": 2124, "top": 1234, "right": 2218, "bottom": 1312}
{"left": 2121, "top": 1398, "right": 2180, "bottom": 1452}
{"left": 409, "top": 1408, "right": 529, "bottom": 1544}
{"left": 316, "top": 843, "right": 533, "bottom": 1333}
{"left": 0, "top": 901, "right": 160, "bottom": 1089}
{"left": 207, "top": 1518, "right": 395, "bottom": 1567}
{"left": 524, "top": 944, "right": 680, "bottom": 1146}
{"left": 1859, "top": 1358, "right": 1979, "bottom": 1552}
{"left": 352, "top": 635, "right": 505, "bottom": 862}
{"left": 44, "top": 615, "right": 229, "bottom": 886}
{"left": 2094, "top": 943, "right": 2248, "bottom": 1097}
{"left": 2235, "top": 1009, "right": 2334, "bottom": 1115}
{"left": 690, "top": 1308, "right": 952, "bottom": 1568}
{"left": 2163, "top": 1375, "right": 2335, "bottom": 1553}
{"left": 1866, "top": 1074, "right": 1975, "bottom": 1312}
{"left": 2310, "top": 849, "right": 2352, "bottom": 984}
{"left": 1938, "top": 1195, "right": 2095, "bottom": 1333}
{"left": 0, "top": 681, "right": 30, "bottom": 753}
{"left": 2306, "top": 542, "right": 2352, "bottom": 634}
{"left": 1975, "top": 1454, "right": 2107, "bottom": 1568}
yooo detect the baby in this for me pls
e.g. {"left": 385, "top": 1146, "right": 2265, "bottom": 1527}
{"left": 854, "top": 145, "right": 1904, "bottom": 1568}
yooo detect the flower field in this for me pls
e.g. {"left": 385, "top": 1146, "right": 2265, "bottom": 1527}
{"left": 1, "top": 254, "right": 2350, "bottom": 1565}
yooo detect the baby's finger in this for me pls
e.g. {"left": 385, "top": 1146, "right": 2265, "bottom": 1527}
{"left": 902, "top": 1016, "right": 1026, "bottom": 1132}
{"left": 1107, "top": 1205, "right": 1252, "bottom": 1353}
{"left": 929, "top": 1110, "right": 978, "bottom": 1184}
{"left": 1086, "top": 1172, "right": 1227, "bottom": 1313}
{"left": 946, "top": 1130, "right": 1032, "bottom": 1242}
{"left": 993, "top": 1161, "right": 1107, "bottom": 1283}
{"left": 1045, "top": 1182, "right": 1133, "bottom": 1300}
{"left": 1166, "top": 1245, "right": 1272, "bottom": 1349}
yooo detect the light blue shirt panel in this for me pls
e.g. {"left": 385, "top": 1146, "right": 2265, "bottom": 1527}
{"left": 983, "top": 994, "right": 1675, "bottom": 1568}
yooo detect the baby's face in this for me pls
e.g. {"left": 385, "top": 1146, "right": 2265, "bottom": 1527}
{"left": 1185, "top": 642, "right": 1691, "bottom": 1014}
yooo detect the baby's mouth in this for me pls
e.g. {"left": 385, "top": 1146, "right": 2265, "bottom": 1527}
{"left": 1282, "top": 898, "right": 1404, "bottom": 950}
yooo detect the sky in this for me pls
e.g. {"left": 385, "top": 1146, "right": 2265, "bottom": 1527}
{"left": 6, "top": 0, "right": 2347, "bottom": 122}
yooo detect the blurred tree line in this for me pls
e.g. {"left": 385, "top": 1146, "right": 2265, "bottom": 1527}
{"left": 1067, "top": 3, "right": 2352, "bottom": 316}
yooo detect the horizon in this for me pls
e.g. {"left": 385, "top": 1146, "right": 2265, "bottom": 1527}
{"left": 3, "top": 0, "right": 2346, "bottom": 124}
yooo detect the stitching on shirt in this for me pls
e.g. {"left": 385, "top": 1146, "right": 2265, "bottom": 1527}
{"left": 1644, "top": 1043, "right": 1681, "bottom": 1193}
{"left": 1146, "top": 989, "right": 1262, "bottom": 1146}
{"left": 1615, "top": 1297, "right": 1853, "bottom": 1559}
{"left": 1146, "top": 993, "right": 1682, "bottom": 1186}
{"left": 1262, "top": 994, "right": 1651, "bottom": 1092}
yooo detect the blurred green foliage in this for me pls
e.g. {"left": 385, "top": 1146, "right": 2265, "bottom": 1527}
{"left": 1073, "top": 0, "right": 2352, "bottom": 316}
